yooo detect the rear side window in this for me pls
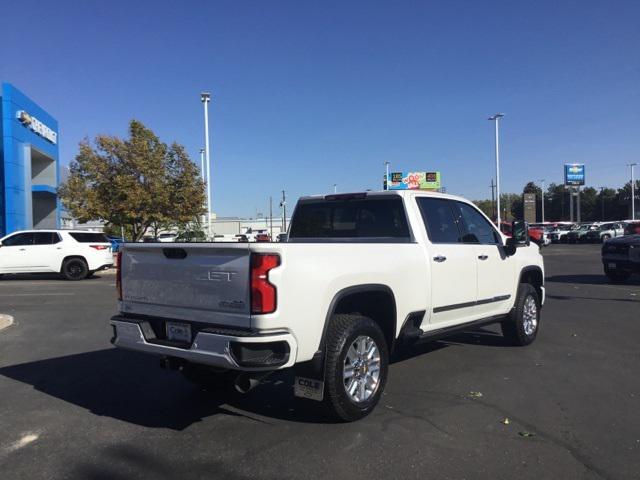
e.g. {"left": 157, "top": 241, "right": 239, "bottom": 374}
{"left": 416, "top": 198, "right": 462, "bottom": 243}
{"left": 68, "top": 232, "right": 109, "bottom": 243}
{"left": 33, "top": 232, "right": 61, "bottom": 245}
{"left": 289, "top": 197, "right": 410, "bottom": 241}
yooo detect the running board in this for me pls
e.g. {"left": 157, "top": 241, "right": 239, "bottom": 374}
{"left": 404, "top": 314, "right": 506, "bottom": 344}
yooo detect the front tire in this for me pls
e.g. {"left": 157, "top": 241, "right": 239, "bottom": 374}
{"left": 604, "top": 267, "right": 630, "bottom": 283}
{"left": 323, "top": 314, "right": 389, "bottom": 422}
{"left": 61, "top": 258, "right": 89, "bottom": 280}
{"left": 502, "top": 283, "right": 540, "bottom": 346}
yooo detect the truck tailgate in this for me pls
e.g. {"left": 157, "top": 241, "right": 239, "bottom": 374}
{"left": 119, "top": 243, "right": 251, "bottom": 328}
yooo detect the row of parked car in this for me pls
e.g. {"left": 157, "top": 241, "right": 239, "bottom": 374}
{"left": 545, "top": 221, "right": 639, "bottom": 244}
{"left": 498, "top": 220, "right": 640, "bottom": 247}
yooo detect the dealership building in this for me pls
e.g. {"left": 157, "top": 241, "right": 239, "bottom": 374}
{"left": 0, "top": 83, "right": 59, "bottom": 237}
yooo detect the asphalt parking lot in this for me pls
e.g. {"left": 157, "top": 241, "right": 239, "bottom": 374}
{"left": 0, "top": 244, "right": 639, "bottom": 480}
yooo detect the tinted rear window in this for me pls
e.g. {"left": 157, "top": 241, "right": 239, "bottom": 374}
{"left": 288, "top": 197, "right": 410, "bottom": 241}
{"left": 68, "top": 232, "right": 109, "bottom": 243}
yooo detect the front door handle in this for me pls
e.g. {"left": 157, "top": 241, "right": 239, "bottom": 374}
{"left": 478, "top": 255, "right": 488, "bottom": 260}
{"left": 433, "top": 255, "right": 447, "bottom": 263}
{"left": 19, "top": 248, "right": 26, "bottom": 251}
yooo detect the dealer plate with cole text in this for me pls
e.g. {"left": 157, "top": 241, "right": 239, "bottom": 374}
{"left": 294, "top": 376, "right": 324, "bottom": 402}
{"left": 166, "top": 321, "right": 191, "bottom": 343}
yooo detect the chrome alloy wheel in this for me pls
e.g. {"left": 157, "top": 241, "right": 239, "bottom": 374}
{"left": 343, "top": 335, "right": 381, "bottom": 403}
{"left": 522, "top": 295, "right": 538, "bottom": 336}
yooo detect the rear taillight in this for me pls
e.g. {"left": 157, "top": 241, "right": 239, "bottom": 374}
{"left": 251, "top": 254, "right": 280, "bottom": 314}
{"left": 90, "top": 245, "right": 109, "bottom": 250}
{"left": 116, "top": 251, "right": 123, "bottom": 301}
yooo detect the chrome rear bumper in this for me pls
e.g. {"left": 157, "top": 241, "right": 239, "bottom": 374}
{"left": 110, "top": 317, "right": 297, "bottom": 371}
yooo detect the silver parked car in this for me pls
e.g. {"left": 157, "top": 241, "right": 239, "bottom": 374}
{"left": 584, "top": 222, "right": 625, "bottom": 243}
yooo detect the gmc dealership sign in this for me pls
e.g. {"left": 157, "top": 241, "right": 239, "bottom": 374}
{"left": 16, "top": 110, "right": 57, "bottom": 144}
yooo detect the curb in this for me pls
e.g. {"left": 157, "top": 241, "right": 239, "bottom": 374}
{"left": 0, "top": 314, "right": 14, "bottom": 332}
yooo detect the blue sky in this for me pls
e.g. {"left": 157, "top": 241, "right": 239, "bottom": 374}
{"left": 2, "top": 0, "right": 639, "bottom": 217}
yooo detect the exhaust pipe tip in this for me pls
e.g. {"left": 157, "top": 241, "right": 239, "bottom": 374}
{"left": 234, "top": 371, "right": 273, "bottom": 394}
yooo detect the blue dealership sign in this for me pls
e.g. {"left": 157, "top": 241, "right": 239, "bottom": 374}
{"left": 564, "top": 164, "right": 585, "bottom": 186}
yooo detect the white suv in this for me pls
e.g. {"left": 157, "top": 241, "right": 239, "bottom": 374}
{"left": 0, "top": 230, "right": 113, "bottom": 280}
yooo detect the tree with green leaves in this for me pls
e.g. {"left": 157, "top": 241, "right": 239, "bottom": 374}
{"left": 59, "top": 120, "right": 206, "bottom": 242}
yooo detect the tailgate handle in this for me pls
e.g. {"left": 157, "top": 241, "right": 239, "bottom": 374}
{"left": 163, "top": 248, "right": 187, "bottom": 259}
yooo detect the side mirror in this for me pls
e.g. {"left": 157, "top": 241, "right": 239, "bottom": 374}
{"left": 504, "top": 221, "right": 530, "bottom": 255}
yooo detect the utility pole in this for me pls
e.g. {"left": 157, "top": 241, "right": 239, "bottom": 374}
{"left": 599, "top": 187, "right": 605, "bottom": 221}
{"left": 628, "top": 163, "right": 637, "bottom": 220}
{"left": 269, "top": 196, "right": 273, "bottom": 240}
{"left": 488, "top": 114, "right": 504, "bottom": 226}
{"left": 384, "top": 161, "right": 390, "bottom": 190}
{"left": 539, "top": 179, "right": 545, "bottom": 223}
{"left": 489, "top": 179, "right": 496, "bottom": 221}
{"left": 201, "top": 92, "right": 212, "bottom": 240}
{"left": 280, "top": 190, "right": 287, "bottom": 232}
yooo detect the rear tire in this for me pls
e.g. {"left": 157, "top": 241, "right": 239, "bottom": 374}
{"left": 323, "top": 314, "right": 389, "bottom": 422}
{"left": 501, "top": 283, "right": 540, "bottom": 346}
{"left": 61, "top": 258, "right": 89, "bottom": 280}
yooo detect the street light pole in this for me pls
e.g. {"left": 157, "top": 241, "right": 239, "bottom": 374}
{"left": 199, "top": 148, "right": 206, "bottom": 183}
{"left": 599, "top": 187, "right": 605, "bottom": 221}
{"left": 201, "top": 92, "right": 212, "bottom": 239}
{"left": 488, "top": 114, "right": 504, "bottom": 226}
{"left": 489, "top": 179, "right": 496, "bottom": 220}
{"left": 628, "top": 163, "right": 637, "bottom": 220}
{"left": 539, "top": 179, "right": 545, "bottom": 223}
{"left": 384, "top": 161, "right": 390, "bottom": 190}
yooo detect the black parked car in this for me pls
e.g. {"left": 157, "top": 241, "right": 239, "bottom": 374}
{"left": 601, "top": 234, "right": 640, "bottom": 283}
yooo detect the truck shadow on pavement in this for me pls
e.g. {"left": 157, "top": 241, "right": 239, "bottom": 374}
{"left": 0, "top": 330, "right": 510, "bottom": 428}
{"left": 546, "top": 274, "right": 640, "bottom": 286}
{"left": 0, "top": 348, "right": 335, "bottom": 427}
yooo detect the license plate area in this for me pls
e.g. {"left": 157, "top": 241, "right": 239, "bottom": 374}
{"left": 166, "top": 321, "right": 192, "bottom": 343}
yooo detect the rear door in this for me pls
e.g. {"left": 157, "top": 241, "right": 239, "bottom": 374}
{"left": 416, "top": 197, "right": 478, "bottom": 325}
{"left": 452, "top": 201, "right": 515, "bottom": 316}
{"left": 120, "top": 244, "right": 252, "bottom": 328}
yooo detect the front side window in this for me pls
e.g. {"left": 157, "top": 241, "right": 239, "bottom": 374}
{"left": 416, "top": 197, "right": 462, "bottom": 244}
{"left": 2, "top": 233, "right": 35, "bottom": 246}
{"left": 453, "top": 202, "right": 501, "bottom": 245}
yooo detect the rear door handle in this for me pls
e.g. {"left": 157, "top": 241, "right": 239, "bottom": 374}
{"left": 433, "top": 255, "right": 447, "bottom": 263}
{"left": 19, "top": 248, "right": 26, "bottom": 251}
{"left": 478, "top": 255, "right": 488, "bottom": 260}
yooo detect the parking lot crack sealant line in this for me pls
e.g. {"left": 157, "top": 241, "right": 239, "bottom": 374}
{"left": 467, "top": 397, "right": 613, "bottom": 480}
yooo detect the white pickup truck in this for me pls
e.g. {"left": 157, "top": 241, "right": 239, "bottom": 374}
{"left": 111, "top": 191, "right": 544, "bottom": 421}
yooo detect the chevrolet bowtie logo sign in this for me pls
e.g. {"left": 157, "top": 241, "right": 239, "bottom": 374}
{"left": 16, "top": 110, "right": 57, "bottom": 144}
